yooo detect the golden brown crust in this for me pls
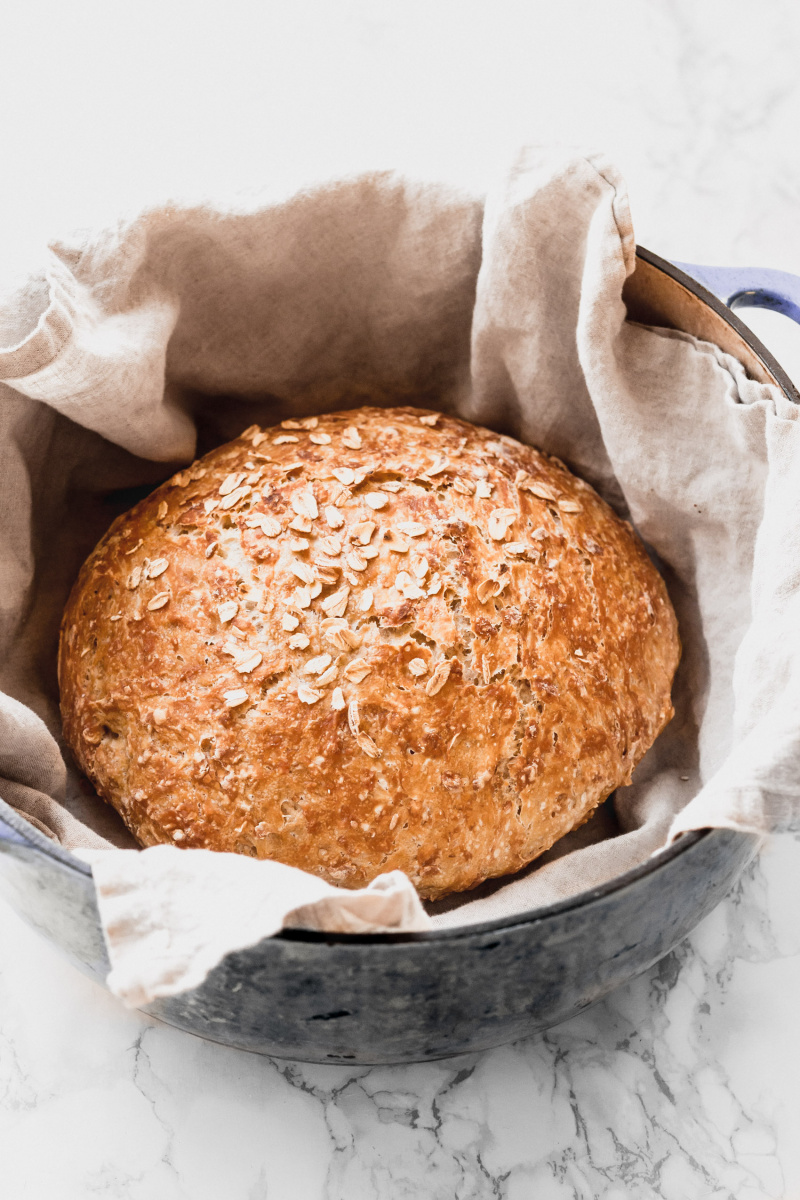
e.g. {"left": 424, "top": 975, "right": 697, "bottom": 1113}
{"left": 58, "top": 406, "right": 680, "bottom": 899}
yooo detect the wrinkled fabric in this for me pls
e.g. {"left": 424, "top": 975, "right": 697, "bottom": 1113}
{"left": 0, "top": 148, "right": 794, "bottom": 1004}
{"left": 78, "top": 848, "right": 429, "bottom": 1008}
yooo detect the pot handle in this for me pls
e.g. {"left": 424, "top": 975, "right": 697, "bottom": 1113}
{"left": 673, "top": 262, "right": 800, "bottom": 325}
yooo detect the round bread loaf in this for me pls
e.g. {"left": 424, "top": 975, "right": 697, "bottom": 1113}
{"left": 59, "top": 406, "right": 680, "bottom": 899}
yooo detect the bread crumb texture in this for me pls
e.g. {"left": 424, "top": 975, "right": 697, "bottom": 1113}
{"left": 59, "top": 407, "right": 680, "bottom": 899}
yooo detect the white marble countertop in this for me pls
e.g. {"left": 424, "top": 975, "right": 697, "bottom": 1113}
{"left": 2, "top": 3, "right": 800, "bottom": 1197}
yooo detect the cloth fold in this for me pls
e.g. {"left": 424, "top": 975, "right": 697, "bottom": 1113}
{"left": 0, "top": 147, "right": 797, "bottom": 1007}
{"left": 78, "top": 848, "right": 429, "bottom": 1009}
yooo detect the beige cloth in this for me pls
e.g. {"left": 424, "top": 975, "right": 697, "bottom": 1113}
{"left": 76, "top": 849, "right": 429, "bottom": 1008}
{"left": 0, "top": 148, "right": 795, "bottom": 1005}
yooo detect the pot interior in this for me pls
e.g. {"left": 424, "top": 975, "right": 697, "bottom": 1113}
{"left": 625, "top": 248, "right": 799, "bottom": 402}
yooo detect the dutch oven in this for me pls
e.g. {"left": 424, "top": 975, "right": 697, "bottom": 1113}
{"left": 1, "top": 250, "right": 798, "bottom": 1064}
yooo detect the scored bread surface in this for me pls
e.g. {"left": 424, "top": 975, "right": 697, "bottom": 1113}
{"left": 59, "top": 406, "right": 680, "bottom": 899}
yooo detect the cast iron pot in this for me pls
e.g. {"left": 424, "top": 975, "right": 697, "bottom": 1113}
{"left": 1, "top": 251, "right": 798, "bottom": 1065}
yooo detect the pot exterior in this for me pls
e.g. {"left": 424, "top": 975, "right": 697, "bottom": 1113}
{"left": 0, "top": 823, "right": 756, "bottom": 1063}
{"left": 146, "top": 829, "right": 758, "bottom": 1062}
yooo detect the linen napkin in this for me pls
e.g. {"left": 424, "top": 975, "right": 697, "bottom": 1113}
{"left": 76, "top": 847, "right": 429, "bottom": 1007}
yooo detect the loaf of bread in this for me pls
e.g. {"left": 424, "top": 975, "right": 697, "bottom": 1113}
{"left": 59, "top": 406, "right": 680, "bottom": 898}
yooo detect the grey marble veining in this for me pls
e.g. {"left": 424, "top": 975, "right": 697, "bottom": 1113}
{"left": 2, "top": 2, "right": 800, "bottom": 1196}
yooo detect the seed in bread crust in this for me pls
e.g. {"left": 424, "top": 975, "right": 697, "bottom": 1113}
{"left": 220, "top": 485, "right": 251, "bottom": 510}
{"left": 248, "top": 513, "right": 280, "bottom": 537}
{"left": 385, "top": 531, "right": 409, "bottom": 553}
{"left": 290, "top": 561, "right": 316, "bottom": 585}
{"left": 477, "top": 578, "right": 497, "bottom": 604}
{"left": 320, "top": 587, "right": 350, "bottom": 617}
{"left": 352, "top": 520, "right": 376, "bottom": 545}
{"left": 324, "top": 506, "right": 345, "bottom": 529}
{"left": 343, "top": 659, "right": 372, "bottom": 683}
{"left": 356, "top": 732, "right": 381, "bottom": 759}
{"left": 292, "top": 490, "right": 319, "bottom": 520}
{"left": 147, "top": 592, "right": 170, "bottom": 611}
{"left": 324, "top": 626, "right": 356, "bottom": 652}
{"left": 314, "top": 564, "right": 340, "bottom": 585}
{"left": 426, "top": 455, "right": 449, "bottom": 477}
{"left": 304, "top": 654, "right": 333, "bottom": 676}
{"left": 234, "top": 650, "right": 262, "bottom": 674}
{"left": 397, "top": 521, "right": 426, "bottom": 538}
{"left": 425, "top": 661, "right": 451, "bottom": 696}
{"left": 525, "top": 479, "right": 558, "bottom": 501}
{"left": 223, "top": 689, "right": 248, "bottom": 707}
{"left": 219, "top": 472, "right": 246, "bottom": 496}
{"left": 344, "top": 551, "right": 367, "bottom": 572}
{"left": 218, "top": 601, "right": 239, "bottom": 623}
{"left": 488, "top": 509, "right": 516, "bottom": 541}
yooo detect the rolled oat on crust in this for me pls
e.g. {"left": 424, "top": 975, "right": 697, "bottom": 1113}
{"left": 58, "top": 406, "right": 680, "bottom": 899}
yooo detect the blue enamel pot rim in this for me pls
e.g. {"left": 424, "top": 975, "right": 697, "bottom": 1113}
{"left": 2, "top": 246, "right": 791, "bottom": 946}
